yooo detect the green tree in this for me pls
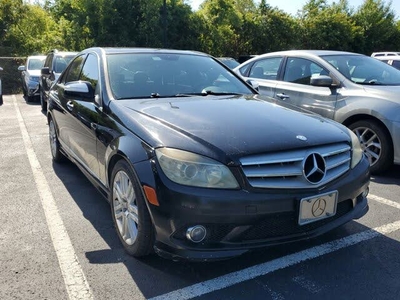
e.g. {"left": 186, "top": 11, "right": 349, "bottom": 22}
{"left": 298, "top": 0, "right": 362, "bottom": 51}
{"left": 353, "top": 0, "right": 398, "bottom": 54}
{"left": 197, "top": 0, "right": 242, "bottom": 56}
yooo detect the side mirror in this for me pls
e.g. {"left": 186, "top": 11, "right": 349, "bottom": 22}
{"left": 41, "top": 67, "right": 50, "bottom": 75}
{"left": 18, "top": 66, "right": 25, "bottom": 71}
{"left": 310, "top": 75, "right": 334, "bottom": 87}
{"left": 64, "top": 81, "right": 95, "bottom": 100}
{"left": 246, "top": 79, "right": 259, "bottom": 91}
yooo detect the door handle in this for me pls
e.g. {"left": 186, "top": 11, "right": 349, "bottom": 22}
{"left": 276, "top": 93, "right": 290, "bottom": 100}
{"left": 66, "top": 101, "right": 74, "bottom": 111}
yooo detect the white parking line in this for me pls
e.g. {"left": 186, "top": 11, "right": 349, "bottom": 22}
{"left": 149, "top": 220, "right": 400, "bottom": 300}
{"left": 369, "top": 194, "right": 400, "bottom": 210}
{"left": 12, "top": 96, "right": 93, "bottom": 300}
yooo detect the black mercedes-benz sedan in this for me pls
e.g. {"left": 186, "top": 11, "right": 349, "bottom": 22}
{"left": 47, "top": 47, "right": 370, "bottom": 261}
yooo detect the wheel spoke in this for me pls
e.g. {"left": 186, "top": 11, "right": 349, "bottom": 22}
{"left": 126, "top": 214, "right": 138, "bottom": 242}
{"left": 128, "top": 206, "right": 139, "bottom": 224}
{"left": 121, "top": 213, "right": 128, "bottom": 240}
{"left": 365, "top": 148, "right": 380, "bottom": 160}
{"left": 364, "top": 133, "right": 378, "bottom": 146}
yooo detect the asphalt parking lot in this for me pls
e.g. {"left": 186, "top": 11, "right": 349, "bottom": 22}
{"left": 1, "top": 94, "right": 399, "bottom": 300}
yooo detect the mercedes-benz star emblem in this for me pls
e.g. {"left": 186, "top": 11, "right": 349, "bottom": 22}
{"left": 304, "top": 153, "right": 326, "bottom": 184}
{"left": 311, "top": 198, "right": 327, "bottom": 217}
{"left": 296, "top": 135, "right": 307, "bottom": 141}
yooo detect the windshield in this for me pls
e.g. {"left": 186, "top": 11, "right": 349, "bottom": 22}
{"left": 54, "top": 55, "right": 75, "bottom": 73}
{"left": 218, "top": 58, "right": 240, "bottom": 69}
{"left": 28, "top": 58, "right": 45, "bottom": 70}
{"left": 321, "top": 54, "right": 400, "bottom": 85}
{"left": 106, "top": 53, "right": 254, "bottom": 99}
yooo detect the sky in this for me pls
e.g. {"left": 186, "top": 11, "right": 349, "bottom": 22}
{"left": 189, "top": 0, "right": 400, "bottom": 19}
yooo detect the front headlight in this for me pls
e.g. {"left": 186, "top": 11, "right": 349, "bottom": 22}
{"left": 348, "top": 129, "right": 363, "bottom": 168}
{"left": 155, "top": 148, "right": 239, "bottom": 189}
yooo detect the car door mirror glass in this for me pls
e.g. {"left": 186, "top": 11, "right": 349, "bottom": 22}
{"left": 246, "top": 79, "right": 259, "bottom": 91}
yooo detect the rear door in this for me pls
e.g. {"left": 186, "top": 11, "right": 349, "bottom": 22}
{"left": 274, "top": 57, "right": 338, "bottom": 119}
{"left": 238, "top": 56, "right": 283, "bottom": 97}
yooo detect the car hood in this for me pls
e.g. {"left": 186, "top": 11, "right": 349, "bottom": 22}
{"left": 27, "top": 70, "right": 41, "bottom": 77}
{"left": 111, "top": 95, "right": 350, "bottom": 163}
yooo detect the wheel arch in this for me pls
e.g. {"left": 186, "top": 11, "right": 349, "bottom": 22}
{"left": 342, "top": 114, "right": 394, "bottom": 151}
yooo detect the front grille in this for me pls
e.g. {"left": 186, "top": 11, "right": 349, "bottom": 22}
{"left": 240, "top": 143, "right": 351, "bottom": 189}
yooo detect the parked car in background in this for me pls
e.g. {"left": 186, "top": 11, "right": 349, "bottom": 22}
{"left": 18, "top": 55, "right": 46, "bottom": 102}
{"left": 371, "top": 51, "right": 400, "bottom": 58}
{"left": 373, "top": 55, "right": 400, "bottom": 70}
{"left": 0, "top": 66, "right": 3, "bottom": 105}
{"left": 238, "top": 54, "right": 258, "bottom": 64}
{"left": 217, "top": 57, "right": 240, "bottom": 69}
{"left": 47, "top": 47, "right": 369, "bottom": 261}
{"left": 40, "top": 49, "right": 77, "bottom": 110}
{"left": 235, "top": 50, "right": 400, "bottom": 174}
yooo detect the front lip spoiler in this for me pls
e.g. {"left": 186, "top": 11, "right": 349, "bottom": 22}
{"left": 153, "top": 195, "right": 369, "bottom": 262}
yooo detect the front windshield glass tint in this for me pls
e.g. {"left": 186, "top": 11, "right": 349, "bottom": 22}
{"left": 106, "top": 53, "right": 254, "bottom": 99}
{"left": 321, "top": 54, "right": 400, "bottom": 85}
{"left": 28, "top": 58, "right": 45, "bottom": 70}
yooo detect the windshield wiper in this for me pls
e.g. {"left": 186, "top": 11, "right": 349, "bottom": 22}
{"left": 356, "top": 79, "right": 382, "bottom": 85}
{"left": 174, "top": 91, "right": 241, "bottom": 97}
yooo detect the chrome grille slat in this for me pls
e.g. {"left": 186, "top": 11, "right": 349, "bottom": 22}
{"left": 240, "top": 143, "right": 351, "bottom": 189}
{"left": 244, "top": 163, "right": 303, "bottom": 178}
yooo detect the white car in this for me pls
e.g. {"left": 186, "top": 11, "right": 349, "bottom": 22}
{"left": 373, "top": 55, "right": 400, "bottom": 70}
{"left": 18, "top": 55, "right": 46, "bottom": 102}
{"left": 371, "top": 51, "right": 400, "bottom": 58}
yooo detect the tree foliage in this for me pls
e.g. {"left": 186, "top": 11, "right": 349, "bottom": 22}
{"left": 0, "top": 0, "right": 399, "bottom": 58}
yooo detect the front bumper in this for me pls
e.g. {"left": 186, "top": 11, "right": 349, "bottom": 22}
{"left": 27, "top": 81, "right": 40, "bottom": 96}
{"left": 136, "top": 155, "right": 370, "bottom": 261}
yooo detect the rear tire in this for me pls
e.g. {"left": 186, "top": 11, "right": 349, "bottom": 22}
{"left": 40, "top": 89, "right": 47, "bottom": 111}
{"left": 110, "top": 160, "right": 155, "bottom": 257}
{"left": 348, "top": 120, "right": 393, "bottom": 174}
{"left": 48, "top": 117, "right": 65, "bottom": 162}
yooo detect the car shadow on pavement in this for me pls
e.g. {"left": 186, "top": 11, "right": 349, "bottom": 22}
{"left": 52, "top": 160, "right": 400, "bottom": 299}
{"left": 371, "top": 165, "right": 400, "bottom": 184}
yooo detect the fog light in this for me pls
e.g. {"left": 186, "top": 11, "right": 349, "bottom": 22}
{"left": 186, "top": 225, "right": 206, "bottom": 243}
{"left": 362, "top": 187, "right": 369, "bottom": 198}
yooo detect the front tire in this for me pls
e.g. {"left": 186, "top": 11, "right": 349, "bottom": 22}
{"left": 349, "top": 120, "right": 393, "bottom": 174}
{"left": 110, "top": 160, "right": 154, "bottom": 257}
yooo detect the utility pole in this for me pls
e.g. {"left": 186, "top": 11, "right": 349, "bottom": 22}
{"left": 163, "top": 0, "right": 167, "bottom": 48}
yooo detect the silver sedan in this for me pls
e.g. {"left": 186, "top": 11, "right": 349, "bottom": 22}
{"left": 235, "top": 50, "right": 400, "bottom": 174}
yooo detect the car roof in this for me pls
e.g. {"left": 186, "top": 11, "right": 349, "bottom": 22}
{"left": 371, "top": 51, "right": 400, "bottom": 56}
{"left": 27, "top": 55, "right": 46, "bottom": 60}
{"left": 257, "top": 50, "right": 361, "bottom": 57}
{"left": 81, "top": 47, "right": 209, "bottom": 57}
{"left": 236, "top": 50, "right": 364, "bottom": 68}
{"left": 374, "top": 56, "right": 400, "bottom": 61}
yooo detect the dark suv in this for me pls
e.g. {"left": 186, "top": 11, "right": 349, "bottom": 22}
{"left": 40, "top": 49, "right": 77, "bottom": 110}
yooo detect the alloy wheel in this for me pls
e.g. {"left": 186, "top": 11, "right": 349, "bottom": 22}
{"left": 352, "top": 126, "right": 381, "bottom": 167}
{"left": 112, "top": 170, "right": 139, "bottom": 246}
{"left": 49, "top": 120, "right": 58, "bottom": 158}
